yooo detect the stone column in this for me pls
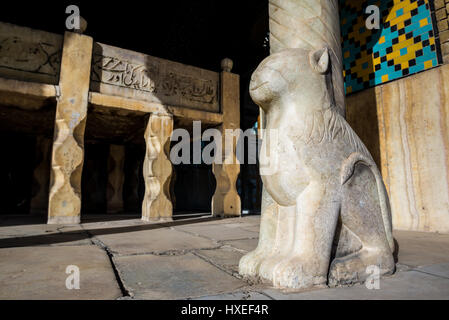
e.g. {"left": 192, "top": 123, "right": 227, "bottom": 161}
{"left": 211, "top": 58, "right": 241, "bottom": 217}
{"left": 48, "top": 32, "right": 93, "bottom": 224}
{"left": 106, "top": 144, "right": 125, "bottom": 214}
{"left": 142, "top": 113, "right": 174, "bottom": 222}
{"left": 30, "top": 137, "right": 52, "bottom": 214}
{"left": 268, "top": 0, "right": 345, "bottom": 115}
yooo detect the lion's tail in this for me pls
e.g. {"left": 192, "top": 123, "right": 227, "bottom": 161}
{"left": 340, "top": 152, "right": 395, "bottom": 253}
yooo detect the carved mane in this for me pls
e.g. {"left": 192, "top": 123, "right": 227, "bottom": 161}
{"left": 293, "top": 104, "right": 372, "bottom": 159}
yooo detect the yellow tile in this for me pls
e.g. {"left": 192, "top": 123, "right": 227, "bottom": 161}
{"left": 363, "top": 73, "right": 372, "bottom": 82}
{"left": 386, "top": 11, "right": 396, "bottom": 23}
{"left": 393, "top": 38, "right": 414, "bottom": 51}
{"left": 359, "top": 54, "right": 372, "bottom": 62}
{"left": 407, "top": 43, "right": 424, "bottom": 54}
{"left": 379, "top": 36, "right": 386, "bottom": 44}
{"left": 424, "top": 60, "right": 434, "bottom": 69}
{"left": 344, "top": 51, "right": 350, "bottom": 58}
{"left": 420, "top": 18, "right": 428, "bottom": 27}
{"left": 382, "top": 74, "right": 389, "bottom": 82}
{"left": 396, "top": 21, "right": 405, "bottom": 30}
{"left": 402, "top": 2, "right": 419, "bottom": 14}
{"left": 393, "top": 0, "right": 413, "bottom": 10}
{"left": 352, "top": 65, "right": 364, "bottom": 75}
{"left": 401, "top": 62, "right": 409, "bottom": 69}
{"left": 395, "top": 54, "right": 412, "bottom": 64}
{"left": 346, "top": 86, "right": 352, "bottom": 94}
{"left": 389, "top": 11, "right": 412, "bottom": 26}
{"left": 387, "top": 50, "right": 401, "bottom": 60}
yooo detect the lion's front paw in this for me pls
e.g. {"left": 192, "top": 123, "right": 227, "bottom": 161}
{"left": 328, "top": 255, "right": 366, "bottom": 287}
{"left": 239, "top": 249, "right": 266, "bottom": 278}
{"left": 258, "top": 255, "right": 284, "bottom": 283}
{"left": 273, "top": 257, "right": 327, "bottom": 289}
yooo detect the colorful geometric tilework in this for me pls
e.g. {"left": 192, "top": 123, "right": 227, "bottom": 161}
{"left": 340, "top": 0, "right": 439, "bottom": 94}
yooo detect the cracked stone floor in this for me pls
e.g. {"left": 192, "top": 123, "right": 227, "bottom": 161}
{"left": 0, "top": 214, "right": 448, "bottom": 300}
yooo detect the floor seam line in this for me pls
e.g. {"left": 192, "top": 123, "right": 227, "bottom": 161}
{"left": 81, "top": 225, "right": 131, "bottom": 298}
{"left": 412, "top": 269, "right": 449, "bottom": 280}
{"left": 191, "top": 250, "right": 250, "bottom": 283}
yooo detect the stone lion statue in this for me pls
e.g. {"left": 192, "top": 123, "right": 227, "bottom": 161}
{"left": 239, "top": 47, "right": 395, "bottom": 289}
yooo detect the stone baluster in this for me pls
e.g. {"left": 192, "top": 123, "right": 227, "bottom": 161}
{"left": 48, "top": 32, "right": 93, "bottom": 224}
{"left": 142, "top": 113, "right": 174, "bottom": 222}
{"left": 211, "top": 58, "right": 241, "bottom": 217}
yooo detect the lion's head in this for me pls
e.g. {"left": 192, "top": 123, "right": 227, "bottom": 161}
{"left": 249, "top": 47, "right": 337, "bottom": 114}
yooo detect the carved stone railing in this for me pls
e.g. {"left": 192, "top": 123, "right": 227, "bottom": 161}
{"left": 0, "top": 21, "right": 241, "bottom": 224}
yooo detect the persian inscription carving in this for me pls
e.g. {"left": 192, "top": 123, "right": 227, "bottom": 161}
{"left": 161, "top": 72, "right": 216, "bottom": 104}
{"left": 91, "top": 55, "right": 158, "bottom": 93}
{"left": 0, "top": 37, "right": 61, "bottom": 75}
{"left": 91, "top": 54, "right": 217, "bottom": 105}
{"left": 90, "top": 43, "right": 219, "bottom": 112}
{"left": 0, "top": 23, "right": 63, "bottom": 84}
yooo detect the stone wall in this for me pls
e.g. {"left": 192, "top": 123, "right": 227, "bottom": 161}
{"left": 434, "top": 0, "right": 449, "bottom": 63}
{"left": 347, "top": 63, "right": 449, "bottom": 233}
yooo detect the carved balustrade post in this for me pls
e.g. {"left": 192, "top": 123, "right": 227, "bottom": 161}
{"left": 106, "top": 144, "right": 125, "bottom": 214}
{"left": 48, "top": 32, "right": 93, "bottom": 224}
{"left": 211, "top": 58, "right": 241, "bottom": 217}
{"left": 142, "top": 113, "right": 174, "bottom": 222}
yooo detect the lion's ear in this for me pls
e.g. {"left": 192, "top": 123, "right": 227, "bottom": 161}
{"left": 309, "top": 47, "right": 330, "bottom": 74}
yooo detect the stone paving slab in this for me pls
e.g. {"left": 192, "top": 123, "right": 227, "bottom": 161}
{"left": 393, "top": 230, "right": 449, "bottom": 267}
{"left": 0, "top": 245, "right": 122, "bottom": 299}
{"left": 0, "top": 222, "right": 66, "bottom": 238}
{"left": 93, "top": 227, "right": 219, "bottom": 256}
{"left": 175, "top": 216, "right": 259, "bottom": 226}
{"left": 0, "top": 225, "right": 91, "bottom": 248}
{"left": 262, "top": 270, "right": 449, "bottom": 300}
{"left": 238, "top": 225, "right": 261, "bottom": 233}
{"left": 193, "top": 291, "right": 272, "bottom": 300}
{"left": 223, "top": 238, "right": 259, "bottom": 252}
{"left": 196, "top": 247, "right": 244, "bottom": 273}
{"left": 0, "top": 233, "right": 92, "bottom": 248}
{"left": 414, "top": 262, "right": 449, "bottom": 279}
{"left": 173, "top": 223, "right": 258, "bottom": 242}
{"left": 113, "top": 253, "right": 247, "bottom": 299}
{"left": 81, "top": 218, "right": 149, "bottom": 230}
{"left": 0, "top": 217, "right": 91, "bottom": 247}
{"left": 1, "top": 215, "right": 449, "bottom": 300}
